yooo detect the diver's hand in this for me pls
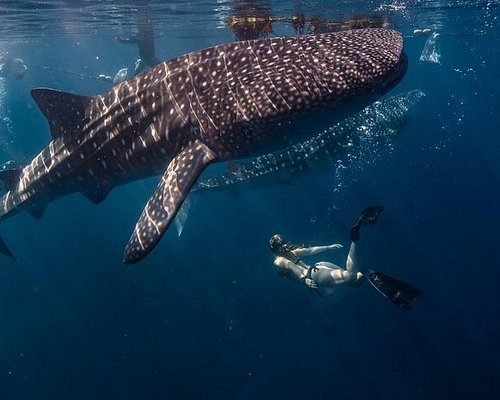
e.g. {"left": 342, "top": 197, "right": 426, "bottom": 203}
{"left": 305, "top": 278, "right": 318, "bottom": 289}
{"left": 328, "top": 244, "right": 343, "bottom": 250}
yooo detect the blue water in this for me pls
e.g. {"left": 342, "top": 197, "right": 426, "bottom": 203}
{"left": 0, "top": 1, "right": 499, "bottom": 399}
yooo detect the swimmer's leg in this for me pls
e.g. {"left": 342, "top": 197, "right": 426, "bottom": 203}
{"left": 315, "top": 261, "right": 341, "bottom": 269}
{"left": 346, "top": 242, "right": 358, "bottom": 273}
{"left": 346, "top": 242, "right": 363, "bottom": 283}
{"left": 311, "top": 260, "right": 358, "bottom": 287}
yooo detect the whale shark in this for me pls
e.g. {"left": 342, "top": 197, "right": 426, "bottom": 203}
{"left": 194, "top": 90, "right": 425, "bottom": 194}
{"left": 173, "top": 89, "right": 425, "bottom": 236}
{"left": 0, "top": 28, "right": 407, "bottom": 263}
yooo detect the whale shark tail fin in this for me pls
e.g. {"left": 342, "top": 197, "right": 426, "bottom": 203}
{"left": 364, "top": 269, "right": 421, "bottom": 309}
{"left": 0, "top": 166, "right": 22, "bottom": 193}
{"left": 0, "top": 162, "right": 25, "bottom": 221}
{"left": 0, "top": 161, "right": 49, "bottom": 221}
{"left": 0, "top": 234, "right": 18, "bottom": 263}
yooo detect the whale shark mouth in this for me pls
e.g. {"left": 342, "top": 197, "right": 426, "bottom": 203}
{"left": 380, "top": 51, "right": 408, "bottom": 94}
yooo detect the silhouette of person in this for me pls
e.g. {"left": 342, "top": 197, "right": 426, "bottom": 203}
{"left": 116, "top": 7, "right": 160, "bottom": 74}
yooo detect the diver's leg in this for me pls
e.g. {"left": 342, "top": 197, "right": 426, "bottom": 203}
{"left": 346, "top": 242, "right": 358, "bottom": 274}
{"left": 311, "top": 263, "right": 357, "bottom": 287}
{"left": 346, "top": 242, "right": 363, "bottom": 282}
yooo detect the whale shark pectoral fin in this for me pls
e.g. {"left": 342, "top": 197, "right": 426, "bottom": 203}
{"left": 174, "top": 192, "right": 194, "bottom": 237}
{"left": 123, "top": 140, "right": 217, "bottom": 264}
{"left": 0, "top": 233, "right": 18, "bottom": 263}
{"left": 27, "top": 201, "right": 47, "bottom": 220}
{"left": 80, "top": 184, "right": 112, "bottom": 205}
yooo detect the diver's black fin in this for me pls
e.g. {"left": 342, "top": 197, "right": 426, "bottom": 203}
{"left": 367, "top": 270, "right": 421, "bottom": 309}
{"left": 31, "top": 88, "right": 91, "bottom": 142}
{"left": 0, "top": 167, "right": 21, "bottom": 192}
{"left": 349, "top": 205, "right": 384, "bottom": 242}
{"left": 0, "top": 233, "right": 18, "bottom": 263}
{"left": 358, "top": 205, "right": 384, "bottom": 226}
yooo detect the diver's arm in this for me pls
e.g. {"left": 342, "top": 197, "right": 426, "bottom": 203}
{"left": 293, "top": 244, "right": 343, "bottom": 257}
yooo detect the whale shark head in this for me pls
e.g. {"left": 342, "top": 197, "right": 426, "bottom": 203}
{"left": 378, "top": 52, "right": 408, "bottom": 95}
{"left": 224, "top": 28, "right": 409, "bottom": 155}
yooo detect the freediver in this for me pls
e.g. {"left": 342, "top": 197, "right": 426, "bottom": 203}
{"left": 269, "top": 206, "right": 421, "bottom": 309}
{"left": 116, "top": 7, "right": 160, "bottom": 74}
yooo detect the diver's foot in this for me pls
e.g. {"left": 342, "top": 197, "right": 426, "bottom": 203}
{"left": 349, "top": 225, "right": 361, "bottom": 242}
{"left": 357, "top": 205, "right": 384, "bottom": 226}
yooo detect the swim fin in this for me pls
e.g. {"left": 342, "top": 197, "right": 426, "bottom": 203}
{"left": 357, "top": 205, "right": 384, "bottom": 226}
{"left": 349, "top": 205, "right": 384, "bottom": 242}
{"left": 366, "top": 270, "right": 421, "bottom": 309}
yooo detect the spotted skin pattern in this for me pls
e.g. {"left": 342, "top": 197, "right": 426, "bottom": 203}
{"left": 124, "top": 140, "right": 216, "bottom": 262}
{"left": 0, "top": 29, "right": 406, "bottom": 263}
{"left": 195, "top": 90, "right": 425, "bottom": 193}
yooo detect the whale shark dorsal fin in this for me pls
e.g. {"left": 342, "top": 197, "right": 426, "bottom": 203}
{"left": 31, "top": 88, "right": 91, "bottom": 141}
{"left": 123, "top": 140, "right": 217, "bottom": 264}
